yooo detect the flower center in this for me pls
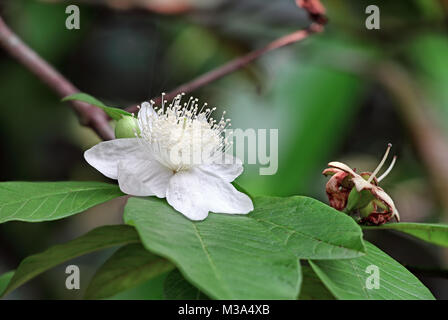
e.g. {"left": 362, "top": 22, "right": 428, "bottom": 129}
{"left": 137, "top": 93, "right": 231, "bottom": 172}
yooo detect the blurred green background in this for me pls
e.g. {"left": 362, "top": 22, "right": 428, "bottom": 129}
{"left": 1, "top": 0, "right": 448, "bottom": 299}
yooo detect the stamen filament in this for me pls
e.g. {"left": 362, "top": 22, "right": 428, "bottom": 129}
{"left": 136, "top": 93, "right": 230, "bottom": 172}
{"left": 378, "top": 156, "right": 397, "bottom": 182}
{"left": 367, "top": 143, "right": 392, "bottom": 183}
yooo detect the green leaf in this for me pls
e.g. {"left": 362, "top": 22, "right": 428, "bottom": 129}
{"left": 164, "top": 270, "right": 209, "bottom": 300}
{"left": 0, "top": 271, "right": 14, "bottom": 296}
{"left": 85, "top": 243, "right": 174, "bottom": 299}
{"left": 62, "top": 93, "right": 132, "bottom": 120}
{"left": 124, "top": 197, "right": 302, "bottom": 300}
{"left": 364, "top": 222, "right": 448, "bottom": 248}
{"left": 1, "top": 225, "right": 139, "bottom": 298}
{"left": 298, "top": 265, "right": 334, "bottom": 300}
{"left": 309, "top": 242, "right": 435, "bottom": 300}
{"left": 123, "top": 196, "right": 365, "bottom": 299}
{"left": 0, "top": 181, "right": 124, "bottom": 223}
{"left": 251, "top": 196, "right": 366, "bottom": 259}
{"left": 108, "top": 273, "right": 168, "bottom": 300}
{"left": 231, "top": 182, "right": 253, "bottom": 202}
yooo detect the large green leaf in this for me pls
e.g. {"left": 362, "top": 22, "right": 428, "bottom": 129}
{"left": 0, "top": 271, "right": 14, "bottom": 297}
{"left": 298, "top": 266, "right": 334, "bottom": 300}
{"left": 123, "top": 196, "right": 365, "bottom": 299}
{"left": 309, "top": 242, "right": 435, "bottom": 300}
{"left": 85, "top": 243, "right": 174, "bottom": 299}
{"left": 164, "top": 270, "right": 209, "bottom": 300}
{"left": 62, "top": 93, "right": 132, "bottom": 121}
{"left": 124, "top": 197, "right": 302, "bottom": 300}
{"left": 0, "top": 181, "right": 124, "bottom": 223}
{"left": 1, "top": 225, "right": 139, "bottom": 298}
{"left": 108, "top": 273, "right": 168, "bottom": 300}
{"left": 251, "top": 196, "right": 366, "bottom": 259}
{"left": 364, "top": 223, "right": 448, "bottom": 248}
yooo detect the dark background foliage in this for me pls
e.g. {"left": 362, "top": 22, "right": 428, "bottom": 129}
{"left": 0, "top": 0, "right": 447, "bottom": 299}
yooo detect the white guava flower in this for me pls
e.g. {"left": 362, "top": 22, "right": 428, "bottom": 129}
{"left": 84, "top": 93, "right": 253, "bottom": 221}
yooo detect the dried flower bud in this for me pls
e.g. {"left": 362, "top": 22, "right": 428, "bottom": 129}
{"left": 322, "top": 144, "right": 400, "bottom": 225}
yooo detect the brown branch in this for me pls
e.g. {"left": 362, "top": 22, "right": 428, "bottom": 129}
{"left": 0, "top": 0, "right": 327, "bottom": 140}
{"left": 296, "top": 0, "right": 328, "bottom": 25}
{"left": 43, "top": 0, "right": 193, "bottom": 15}
{"left": 126, "top": 1, "right": 327, "bottom": 114}
{"left": 127, "top": 23, "right": 324, "bottom": 113}
{"left": 0, "top": 16, "right": 114, "bottom": 141}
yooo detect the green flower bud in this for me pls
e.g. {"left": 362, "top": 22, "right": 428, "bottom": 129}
{"left": 114, "top": 115, "right": 140, "bottom": 139}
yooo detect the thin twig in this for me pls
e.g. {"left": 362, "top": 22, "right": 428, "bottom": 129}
{"left": 125, "top": 0, "right": 328, "bottom": 114}
{"left": 296, "top": 0, "right": 328, "bottom": 25}
{"left": 0, "top": 16, "right": 114, "bottom": 140}
{"left": 126, "top": 23, "right": 324, "bottom": 113}
{"left": 0, "top": 0, "right": 327, "bottom": 140}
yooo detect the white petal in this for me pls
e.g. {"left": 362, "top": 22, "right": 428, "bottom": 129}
{"left": 166, "top": 171, "right": 209, "bottom": 221}
{"left": 351, "top": 176, "right": 375, "bottom": 192}
{"left": 84, "top": 138, "right": 143, "bottom": 179}
{"left": 137, "top": 102, "right": 158, "bottom": 131}
{"left": 166, "top": 167, "right": 253, "bottom": 221}
{"left": 199, "top": 154, "right": 243, "bottom": 182}
{"left": 328, "top": 161, "right": 358, "bottom": 177}
{"left": 117, "top": 158, "right": 173, "bottom": 197}
{"left": 328, "top": 161, "right": 374, "bottom": 192}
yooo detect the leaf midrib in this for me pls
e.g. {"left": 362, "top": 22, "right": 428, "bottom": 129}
{"left": 253, "top": 217, "right": 364, "bottom": 256}
{"left": 348, "top": 259, "right": 371, "bottom": 299}
{"left": 190, "top": 223, "right": 234, "bottom": 299}
{"left": 0, "top": 185, "right": 118, "bottom": 208}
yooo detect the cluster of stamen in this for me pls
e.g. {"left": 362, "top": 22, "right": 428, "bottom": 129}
{"left": 136, "top": 93, "right": 232, "bottom": 172}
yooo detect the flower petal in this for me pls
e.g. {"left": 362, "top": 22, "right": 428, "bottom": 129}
{"left": 137, "top": 102, "right": 158, "bottom": 131}
{"left": 324, "top": 170, "right": 350, "bottom": 211}
{"left": 166, "top": 167, "right": 253, "bottom": 221}
{"left": 199, "top": 154, "right": 243, "bottom": 182}
{"left": 84, "top": 138, "right": 143, "bottom": 179}
{"left": 117, "top": 158, "right": 173, "bottom": 197}
{"left": 351, "top": 176, "right": 375, "bottom": 192}
{"left": 372, "top": 187, "right": 400, "bottom": 222}
{"left": 328, "top": 162, "right": 373, "bottom": 192}
{"left": 328, "top": 161, "right": 358, "bottom": 176}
